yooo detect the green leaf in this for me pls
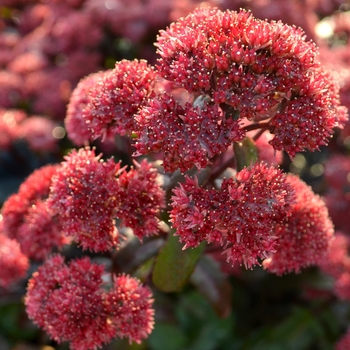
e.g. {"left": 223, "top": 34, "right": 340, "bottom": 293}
{"left": 0, "top": 302, "right": 38, "bottom": 341}
{"left": 190, "top": 255, "right": 233, "bottom": 318}
{"left": 242, "top": 306, "right": 333, "bottom": 350}
{"left": 233, "top": 137, "right": 259, "bottom": 171}
{"left": 148, "top": 323, "right": 187, "bottom": 350}
{"left": 152, "top": 232, "right": 205, "bottom": 292}
{"left": 175, "top": 290, "right": 236, "bottom": 350}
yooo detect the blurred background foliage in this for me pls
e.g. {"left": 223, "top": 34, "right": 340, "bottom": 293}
{"left": 1, "top": 0, "right": 350, "bottom": 349}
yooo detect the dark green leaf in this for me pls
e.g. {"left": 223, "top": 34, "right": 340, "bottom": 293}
{"left": 152, "top": 232, "right": 205, "bottom": 292}
{"left": 148, "top": 323, "right": 187, "bottom": 350}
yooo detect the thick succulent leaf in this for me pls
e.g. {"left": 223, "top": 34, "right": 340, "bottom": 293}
{"left": 152, "top": 232, "right": 205, "bottom": 292}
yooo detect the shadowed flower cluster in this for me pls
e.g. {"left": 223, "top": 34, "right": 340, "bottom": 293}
{"left": 47, "top": 147, "right": 121, "bottom": 252}
{"left": 25, "top": 255, "right": 154, "bottom": 350}
{"left": 170, "top": 162, "right": 295, "bottom": 268}
{"left": 263, "top": 174, "right": 334, "bottom": 275}
{"left": 0, "top": 230, "right": 29, "bottom": 288}
{"left": 47, "top": 147, "right": 165, "bottom": 251}
{"left": 114, "top": 159, "right": 166, "bottom": 239}
{"left": 1, "top": 164, "right": 67, "bottom": 260}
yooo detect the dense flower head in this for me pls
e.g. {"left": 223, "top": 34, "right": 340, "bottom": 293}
{"left": 171, "top": 162, "right": 295, "bottom": 268}
{"left": 65, "top": 71, "right": 107, "bottom": 146}
{"left": 1, "top": 194, "right": 28, "bottom": 241}
{"left": 268, "top": 67, "right": 347, "bottom": 157}
{"left": 0, "top": 231, "right": 29, "bottom": 288}
{"left": 323, "top": 154, "right": 350, "bottom": 233}
{"left": 107, "top": 274, "right": 155, "bottom": 344}
{"left": 319, "top": 232, "right": 350, "bottom": 279}
{"left": 135, "top": 93, "right": 245, "bottom": 173}
{"left": 1, "top": 164, "right": 67, "bottom": 259}
{"left": 263, "top": 174, "right": 334, "bottom": 275}
{"left": 17, "top": 201, "right": 66, "bottom": 260}
{"left": 25, "top": 255, "right": 116, "bottom": 350}
{"left": 154, "top": 7, "right": 347, "bottom": 160}
{"left": 171, "top": 176, "right": 221, "bottom": 249}
{"left": 83, "top": 60, "right": 156, "bottom": 140}
{"left": 25, "top": 255, "right": 154, "bottom": 349}
{"left": 114, "top": 159, "right": 165, "bottom": 240}
{"left": 47, "top": 147, "right": 121, "bottom": 252}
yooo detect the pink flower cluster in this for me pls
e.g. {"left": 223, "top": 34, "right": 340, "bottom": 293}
{"left": 114, "top": 159, "right": 166, "bottom": 240}
{"left": 0, "top": 4, "right": 347, "bottom": 349}
{"left": 263, "top": 174, "right": 334, "bottom": 275}
{"left": 170, "top": 162, "right": 295, "bottom": 268}
{"left": 65, "top": 70, "right": 107, "bottom": 146}
{"left": 25, "top": 254, "right": 154, "bottom": 350}
{"left": 47, "top": 148, "right": 121, "bottom": 252}
{"left": 0, "top": 2, "right": 103, "bottom": 119}
{"left": 47, "top": 147, "right": 165, "bottom": 251}
{"left": 0, "top": 229, "right": 29, "bottom": 288}
{"left": 324, "top": 155, "right": 350, "bottom": 234}
{"left": 82, "top": 60, "right": 156, "bottom": 140}
{"left": 65, "top": 60, "right": 156, "bottom": 146}
{"left": 1, "top": 164, "right": 68, "bottom": 260}
{"left": 171, "top": 164, "right": 334, "bottom": 272}
{"left": 135, "top": 93, "right": 245, "bottom": 173}
{"left": 133, "top": 7, "right": 346, "bottom": 173}
{"left": 0, "top": 109, "right": 58, "bottom": 152}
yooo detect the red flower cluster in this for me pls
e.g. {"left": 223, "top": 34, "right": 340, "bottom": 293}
{"left": 263, "top": 174, "right": 334, "bottom": 275}
{"left": 25, "top": 255, "right": 154, "bottom": 350}
{"left": 319, "top": 232, "right": 350, "bottom": 301}
{"left": 134, "top": 7, "right": 346, "bottom": 173}
{"left": 114, "top": 159, "right": 165, "bottom": 239}
{"left": 82, "top": 60, "right": 156, "bottom": 140}
{"left": 47, "top": 148, "right": 165, "bottom": 251}
{"left": 65, "top": 71, "right": 107, "bottom": 146}
{"left": 47, "top": 148, "right": 121, "bottom": 252}
{"left": 0, "top": 231, "right": 28, "bottom": 288}
{"left": 170, "top": 162, "right": 295, "bottom": 268}
{"left": 0, "top": 109, "right": 58, "bottom": 152}
{"left": 135, "top": 93, "right": 244, "bottom": 173}
{"left": 319, "top": 232, "right": 350, "bottom": 280}
{"left": 324, "top": 155, "right": 350, "bottom": 233}
{"left": 1, "top": 164, "right": 67, "bottom": 260}
{"left": 106, "top": 273, "right": 155, "bottom": 344}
